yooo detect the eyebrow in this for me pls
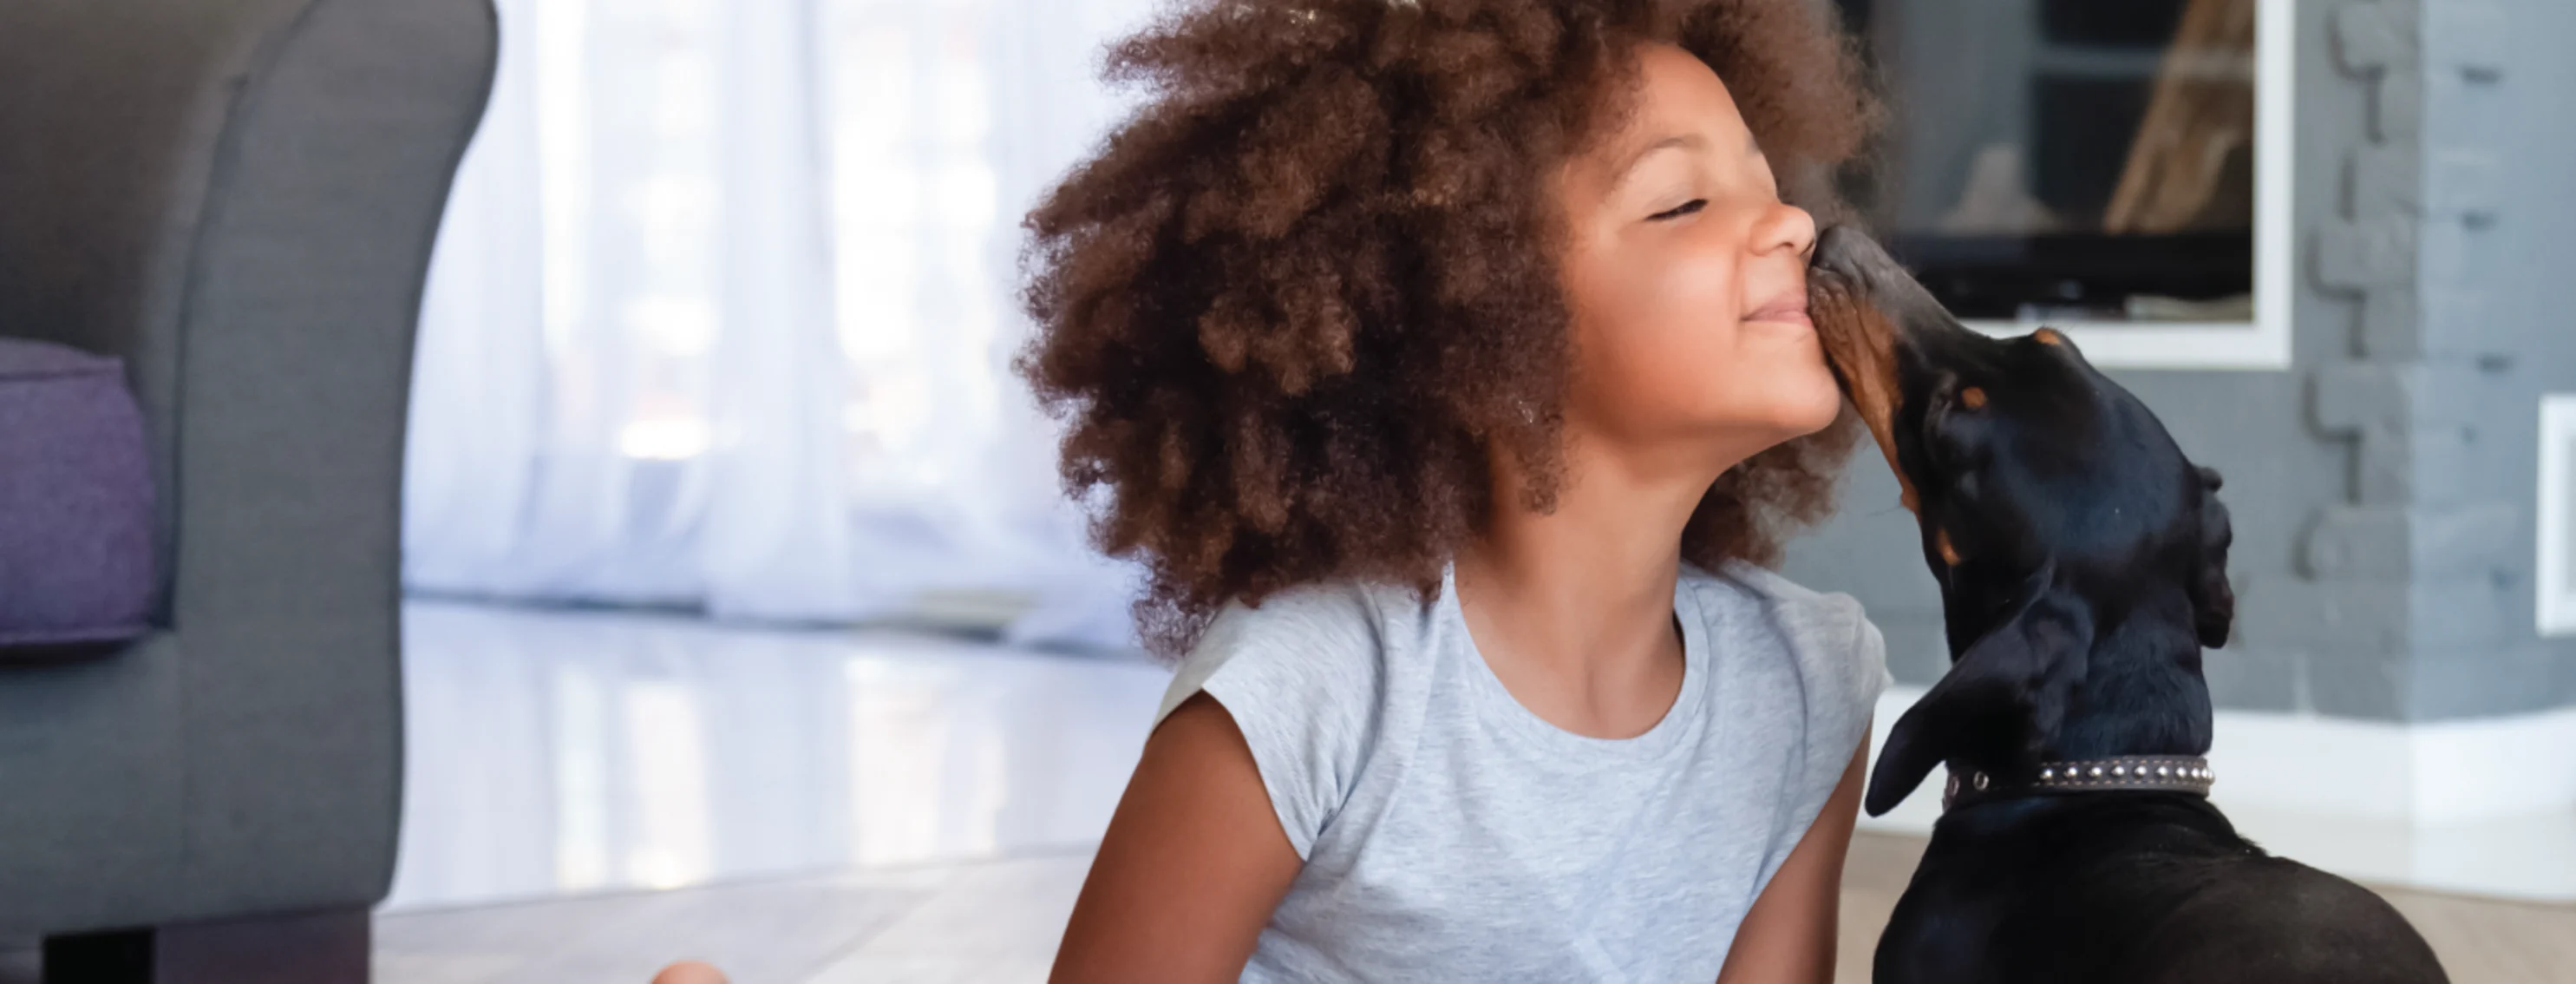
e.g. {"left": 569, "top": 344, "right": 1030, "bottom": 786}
{"left": 1607, "top": 131, "right": 1765, "bottom": 193}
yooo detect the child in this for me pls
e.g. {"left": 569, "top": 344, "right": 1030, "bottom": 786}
{"left": 657, "top": 0, "right": 1884, "bottom": 980}
{"left": 1026, "top": 0, "right": 1887, "bottom": 981}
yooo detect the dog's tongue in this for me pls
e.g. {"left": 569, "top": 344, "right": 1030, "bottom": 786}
{"left": 1808, "top": 276, "right": 1918, "bottom": 514}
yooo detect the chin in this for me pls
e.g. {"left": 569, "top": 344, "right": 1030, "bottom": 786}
{"left": 1774, "top": 367, "right": 1846, "bottom": 437}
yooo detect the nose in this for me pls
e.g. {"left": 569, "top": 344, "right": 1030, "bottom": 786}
{"left": 1756, "top": 202, "right": 1816, "bottom": 259}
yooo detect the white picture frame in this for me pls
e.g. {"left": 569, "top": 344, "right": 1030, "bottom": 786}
{"left": 2539, "top": 395, "right": 2576, "bottom": 637}
{"left": 1962, "top": 0, "right": 2297, "bottom": 372}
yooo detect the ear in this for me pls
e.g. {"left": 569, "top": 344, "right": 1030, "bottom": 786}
{"left": 2190, "top": 466, "right": 2236, "bottom": 649}
{"left": 1864, "top": 562, "right": 2095, "bottom": 817}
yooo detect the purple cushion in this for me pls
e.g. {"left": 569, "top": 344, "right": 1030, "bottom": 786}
{"left": 0, "top": 338, "right": 154, "bottom": 650}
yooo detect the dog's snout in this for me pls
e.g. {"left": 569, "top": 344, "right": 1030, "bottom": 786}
{"left": 1810, "top": 226, "right": 1855, "bottom": 277}
{"left": 1813, "top": 225, "right": 1859, "bottom": 266}
{"left": 1810, "top": 224, "right": 1899, "bottom": 283}
{"left": 1808, "top": 226, "right": 1977, "bottom": 356}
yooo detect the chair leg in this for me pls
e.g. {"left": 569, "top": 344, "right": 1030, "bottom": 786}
{"left": 42, "top": 906, "right": 369, "bottom": 984}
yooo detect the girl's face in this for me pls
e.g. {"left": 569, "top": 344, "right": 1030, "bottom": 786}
{"left": 1553, "top": 43, "right": 1838, "bottom": 469}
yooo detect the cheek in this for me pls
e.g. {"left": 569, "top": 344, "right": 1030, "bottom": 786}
{"left": 1574, "top": 268, "right": 1839, "bottom": 434}
{"left": 1574, "top": 252, "right": 1743, "bottom": 384}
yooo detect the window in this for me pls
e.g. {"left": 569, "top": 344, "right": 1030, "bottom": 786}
{"left": 2540, "top": 395, "right": 2576, "bottom": 637}
{"left": 1829, "top": 0, "right": 2294, "bottom": 370}
{"left": 826, "top": 0, "right": 1010, "bottom": 497}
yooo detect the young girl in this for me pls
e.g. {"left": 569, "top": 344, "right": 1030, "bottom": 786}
{"left": 1023, "top": 0, "right": 1888, "bottom": 981}
{"left": 659, "top": 2, "right": 1885, "bottom": 981}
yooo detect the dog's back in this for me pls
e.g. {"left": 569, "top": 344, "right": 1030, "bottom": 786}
{"left": 1876, "top": 795, "right": 2447, "bottom": 984}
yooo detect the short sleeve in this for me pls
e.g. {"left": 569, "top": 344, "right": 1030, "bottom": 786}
{"left": 1708, "top": 562, "right": 1893, "bottom": 876}
{"left": 1788, "top": 590, "right": 1891, "bottom": 783}
{"left": 1153, "top": 583, "right": 1389, "bottom": 861}
{"left": 1844, "top": 601, "right": 1897, "bottom": 707}
{"left": 1713, "top": 561, "right": 1891, "bottom": 751}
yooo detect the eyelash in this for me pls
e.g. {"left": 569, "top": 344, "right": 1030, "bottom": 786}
{"left": 1650, "top": 199, "right": 1706, "bottom": 221}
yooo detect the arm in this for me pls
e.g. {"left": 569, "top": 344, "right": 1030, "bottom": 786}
{"left": 1051, "top": 692, "right": 1304, "bottom": 983}
{"left": 1714, "top": 728, "right": 1870, "bottom": 984}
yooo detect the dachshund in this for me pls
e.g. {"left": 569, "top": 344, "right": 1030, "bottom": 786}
{"left": 1807, "top": 226, "right": 2448, "bottom": 984}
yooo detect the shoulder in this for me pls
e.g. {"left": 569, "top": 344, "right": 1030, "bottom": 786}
{"left": 1687, "top": 560, "right": 1892, "bottom": 728}
{"left": 1150, "top": 578, "right": 1420, "bottom": 860}
{"left": 1153, "top": 579, "right": 1407, "bottom": 728}
{"left": 1697, "top": 558, "right": 1866, "bottom": 632}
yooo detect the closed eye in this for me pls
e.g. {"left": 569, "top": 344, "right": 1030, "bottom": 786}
{"left": 1650, "top": 200, "right": 1705, "bottom": 221}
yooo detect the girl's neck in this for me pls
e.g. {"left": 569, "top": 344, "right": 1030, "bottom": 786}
{"left": 1450, "top": 436, "right": 1736, "bottom": 738}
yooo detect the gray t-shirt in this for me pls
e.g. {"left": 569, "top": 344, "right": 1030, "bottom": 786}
{"left": 1153, "top": 559, "right": 1892, "bottom": 983}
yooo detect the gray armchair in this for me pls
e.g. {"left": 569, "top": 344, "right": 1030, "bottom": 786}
{"left": 0, "top": 1, "right": 495, "bottom": 981}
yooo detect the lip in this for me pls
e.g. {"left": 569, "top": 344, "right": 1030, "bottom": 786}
{"left": 1743, "top": 294, "right": 1813, "bottom": 327}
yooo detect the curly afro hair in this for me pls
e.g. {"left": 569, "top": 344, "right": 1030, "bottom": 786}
{"left": 1017, "top": 0, "right": 1880, "bottom": 657}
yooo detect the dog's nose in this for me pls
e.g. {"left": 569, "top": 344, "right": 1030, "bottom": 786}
{"left": 1814, "top": 225, "right": 1857, "bottom": 260}
{"left": 1811, "top": 225, "right": 1855, "bottom": 271}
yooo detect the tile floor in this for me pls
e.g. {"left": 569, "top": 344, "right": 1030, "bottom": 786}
{"left": 7, "top": 836, "right": 2565, "bottom": 983}
{"left": 368, "top": 834, "right": 2574, "bottom": 983}
{"left": 385, "top": 600, "right": 1173, "bottom": 912}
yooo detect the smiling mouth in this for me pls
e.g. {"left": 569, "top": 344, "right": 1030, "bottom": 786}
{"left": 1744, "top": 304, "right": 1813, "bottom": 327}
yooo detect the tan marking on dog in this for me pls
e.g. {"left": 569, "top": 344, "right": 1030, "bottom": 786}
{"left": 1810, "top": 279, "right": 1917, "bottom": 515}
{"left": 1937, "top": 528, "right": 1961, "bottom": 566}
{"left": 2033, "top": 327, "right": 2066, "bottom": 346}
{"left": 1961, "top": 386, "right": 1987, "bottom": 410}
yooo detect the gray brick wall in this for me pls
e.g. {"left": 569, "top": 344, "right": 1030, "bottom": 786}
{"left": 1784, "top": 0, "right": 2576, "bottom": 723}
{"left": 2403, "top": 0, "right": 2576, "bottom": 717}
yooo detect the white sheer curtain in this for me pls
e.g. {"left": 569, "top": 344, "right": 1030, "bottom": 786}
{"left": 405, "top": 0, "right": 1162, "bottom": 649}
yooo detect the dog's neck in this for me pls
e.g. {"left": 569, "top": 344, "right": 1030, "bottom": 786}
{"left": 1941, "top": 610, "right": 2220, "bottom": 814}
{"left": 2046, "top": 613, "right": 2214, "bottom": 762}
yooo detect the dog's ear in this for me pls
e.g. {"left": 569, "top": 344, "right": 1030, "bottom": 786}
{"left": 1864, "top": 561, "right": 2095, "bottom": 817}
{"left": 2189, "top": 466, "right": 2235, "bottom": 649}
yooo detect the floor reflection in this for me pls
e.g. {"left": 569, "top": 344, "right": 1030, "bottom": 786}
{"left": 387, "top": 600, "right": 1170, "bottom": 913}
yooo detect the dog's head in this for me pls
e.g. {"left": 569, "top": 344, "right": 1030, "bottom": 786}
{"left": 1807, "top": 226, "right": 2236, "bottom": 817}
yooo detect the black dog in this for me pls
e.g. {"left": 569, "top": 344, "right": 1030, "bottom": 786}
{"left": 1807, "top": 226, "right": 2448, "bottom": 984}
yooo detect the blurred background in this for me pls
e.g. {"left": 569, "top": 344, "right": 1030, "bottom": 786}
{"left": 0, "top": 0, "right": 2568, "bottom": 981}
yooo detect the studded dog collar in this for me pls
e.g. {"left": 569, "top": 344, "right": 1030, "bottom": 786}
{"left": 1941, "top": 756, "right": 2216, "bottom": 812}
